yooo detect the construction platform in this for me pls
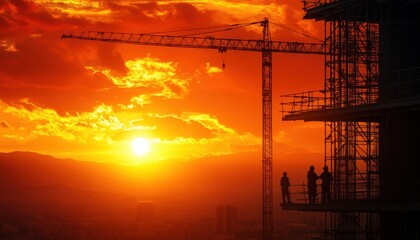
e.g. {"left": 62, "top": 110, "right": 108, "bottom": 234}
{"left": 281, "top": 201, "right": 420, "bottom": 212}
{"left": 282, "top": 97, "right": 420, "bottom": 122}
{"left": 303, "top": 0, "right": 386, "bottom": 21}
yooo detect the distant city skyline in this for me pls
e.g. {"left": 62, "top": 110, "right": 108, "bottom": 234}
{"left": 216, "top": 204, "right": 238, "bottom": 236}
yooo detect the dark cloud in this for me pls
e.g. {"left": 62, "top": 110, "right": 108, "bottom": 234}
{"left": 0, "top": 0, "right": 111, "bottom": 113}
{"left": 171, "top": 3, "right": 213, "bottom": 24}
{"left": 87, "top": 44, "right": 129, "bottom": 76}
{"left": 104, "top": 1, "right": 216, "bottom": 32}
{"left": 2, "top": 0, "right": 306, "bottom": 117}
{"left": 142, "top": 115, "right": 216, "bottom": 140}
{"left": 0, "top": 0, "right": 90, "bottom": 34}
{"left": 0, "top": 121, "right": 9, "bottom": 128}
{"left": 0, "top": 38, "right": 88, "bottom": 87}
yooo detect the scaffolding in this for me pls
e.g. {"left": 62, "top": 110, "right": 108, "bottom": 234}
{"left": 325, "top": 8, "right": 380, "bottom": 238}
{"left": 281, "top": 0, "right": 420, "bottom": 239}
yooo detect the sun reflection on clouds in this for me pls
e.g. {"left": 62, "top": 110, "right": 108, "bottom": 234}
{"left": 0, "top": 98, "right": 260, "bottom": 163}
{"left": 149, "top": 112, "right": 235, "bottom": 134}
{"left": 33, "top": 0, "right": 288, "bottom": 26}
{"left": 205, "top": 62, "right": 222, "bottom": 75}
{"left": 2, "top": 99, "right": 125, "bottom": 143}
{"left": 1, "top": 40, "right": 18, "bottom": 52}
{"left": 129, "top": 95, "right": 153, "bottom": 107}
{"left": 87, "top": 56, "right": 191, "bottom": 100}
{"left": 34, "top": 0, "right": 111, "bottom": 19}
{"left": 0, "top": 0, "right": 323, "bottom": 164}
{"left": 166, "top": 1, "right": 286, "bottom": 25}
{"left": 145, "top": 112, "right": 260, "bottom": 160}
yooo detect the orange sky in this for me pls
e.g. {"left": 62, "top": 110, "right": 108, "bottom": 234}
{"left": 0, "top": 0, "right": 325, "bottom": 173}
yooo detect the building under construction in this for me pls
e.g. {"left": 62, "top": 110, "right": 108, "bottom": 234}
{"left": 281, "top": 0, "right": 420, "bottom": 239}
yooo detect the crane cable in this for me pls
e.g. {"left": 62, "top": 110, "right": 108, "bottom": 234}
{"left": 141, "top": 20, "right": 323, "bottom": 68}
{"left": 152, "top": 21, "right": 261, "bottom": 70}
{"left": 178, "top": 22, "right": 259, "bottom": 37}
{"left": 143, "top": 21, "right": 261, "bottom": 36}
{"left": 269, "top": 21, "right": 324, "bottom": 42}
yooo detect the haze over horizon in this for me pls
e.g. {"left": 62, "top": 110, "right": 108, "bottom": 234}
{"left": 0, "top": 150, "right": 321, "bottom": 198}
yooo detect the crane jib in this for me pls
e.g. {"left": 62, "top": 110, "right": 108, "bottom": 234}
{"left": 61, "top": 33, "right": 325, "bottom": 54}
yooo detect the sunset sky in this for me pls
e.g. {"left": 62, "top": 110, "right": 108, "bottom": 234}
{"left": 0, "top": 0, "right": 325, "bottom": 170}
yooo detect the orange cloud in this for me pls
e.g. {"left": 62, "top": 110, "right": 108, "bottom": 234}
{"left": 87, "top": 56, "right": 191, "bottom": 106}
{"left": 34, "top": 0, "right": 111, "bottom": 20}
{"left": 0, "top": 98, "right": 260, "bottom": 162}
{"left": 0, "top": 40, "right": 18, "bottom": 52}
{"left": 206, "top": 62, "right": 222, "bottom": 75}
{"left": 0, "top": 121, "right": 9, "bottom": 128}
{"left": 91, "top": 57, "right": 188, "bottom": 88}
{"left": 0, "top": 0, "right": 325, "bottom": 165}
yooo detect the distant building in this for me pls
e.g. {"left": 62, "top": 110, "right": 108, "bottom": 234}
{"left": 216, "top": 204, "right": 237, "bottom": 236}
{"left": 137, "top": 201, "right": 154, "bottom": 222}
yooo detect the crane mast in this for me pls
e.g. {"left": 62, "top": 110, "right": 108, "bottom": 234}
{"left": 261, "top": 20, "right": 273, "bottom": 240}
{"left": 62, "top": 19, "right": 324, "bottom": 240}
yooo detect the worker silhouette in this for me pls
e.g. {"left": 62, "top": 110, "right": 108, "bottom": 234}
{"left": 280, "top": 172, "right": 291, "bottom": 204}
{"left": 307, "top": 165, "right": 319, "bottom": 204}
{"left": 319, "top": 165, "right": 333, "bottom": 203}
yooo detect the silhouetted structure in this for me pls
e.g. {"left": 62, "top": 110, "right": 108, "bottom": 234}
{"left": 319, "top": 166, "right": 333, "bottom": 203}
{"left": 216, "top": 205, "right": 238, "bottom": 236}
{"left": 307, "top": 166, "right": 319, "bottom": 204}
{"left": 281, "top": 0, "right": 420, "bottom": 239}
{"left": 280, "top": 172, "right": 291, "bottom": 204}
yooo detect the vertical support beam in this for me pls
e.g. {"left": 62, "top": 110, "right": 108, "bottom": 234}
{"left": 322, "top": 5, "right": 381, "bottom": 239}
{"left": 261, "top": 18, "right": 273, "bottom": 240}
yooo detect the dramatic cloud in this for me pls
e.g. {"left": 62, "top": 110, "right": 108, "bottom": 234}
{"left": 88, "top": 56, "right": 190, "bottom": 98}
{"left": 0, "top": 0, "right": 325, "bottom": 163}
{"left": 0, "top": 121, "right": 9, "bottom": 128}
{"left": 0, "top": 98, "right": 260, "bottom": 161}
{"left": 206, "top": 62, "right": 222, "bottom": 75}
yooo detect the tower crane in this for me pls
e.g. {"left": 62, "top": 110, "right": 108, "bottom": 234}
{"left": 62, "top": 19, "right": 324, "bottom": 240}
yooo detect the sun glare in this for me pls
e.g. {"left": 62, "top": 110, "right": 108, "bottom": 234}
{"left": 131, "top": 138, "right": 151, "bottom": 156}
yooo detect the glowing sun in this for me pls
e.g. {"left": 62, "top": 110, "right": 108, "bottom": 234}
{"left": 131, "top": 138, "right": 151, "bottom": 156}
